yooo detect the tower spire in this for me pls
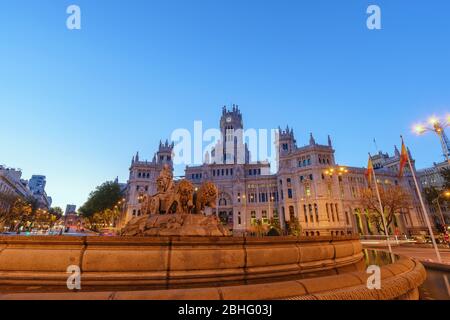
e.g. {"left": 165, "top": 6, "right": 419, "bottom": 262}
{"left": 309, "top": 133, "right": 316, "bottom": 145}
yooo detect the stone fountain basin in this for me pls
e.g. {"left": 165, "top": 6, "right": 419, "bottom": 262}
{"left": 0, "top": 236, "right": 426, "bottom": 300}
{"left": 0, "top": 236, "right": 361, "bottom": 287}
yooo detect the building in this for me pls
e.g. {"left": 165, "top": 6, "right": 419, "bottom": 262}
{"left": 65, "top": 204, "right": 77, "bottom": 216}
{"left": 28, "top": 175, "right": 52, "bottom": 209}
{"left": 0, "top": 166, "right": 32, "bottom": 214}
{"left": 418, "top": 161, "right": 450, "bottom": 226}
{"left": 121, "top": 140, "right": 175, "bottom": 225}
{"left": 121, "top": 106, "right": 431, "bottom": 237}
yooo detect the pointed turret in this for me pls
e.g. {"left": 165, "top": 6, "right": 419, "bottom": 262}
{"left": 394, "top": 145, "right": 400, "bottom": 157}
{"left": 328, "top": 135, "right": 332, "bottom": 147}
{"left": 309, "top": 133, "right": 316, "bottom": 145}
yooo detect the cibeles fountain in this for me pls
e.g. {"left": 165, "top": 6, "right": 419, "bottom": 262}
{"left": 121, "top": 165, "right": 231, "bottom": 237}
{"left": 0, "top": 167, "right": 426, "bottom": 300}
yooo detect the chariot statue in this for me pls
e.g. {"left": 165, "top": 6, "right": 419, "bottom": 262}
{"left": 122, "top": 166, "right": 230, "bottom": 237}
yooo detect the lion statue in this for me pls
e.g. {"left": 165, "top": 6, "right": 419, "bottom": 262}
{"left": 171, "top": 179, "right": 194, "bottom": 214}
{"left": 195, "top": 181, "right": 218, "bottom": 214}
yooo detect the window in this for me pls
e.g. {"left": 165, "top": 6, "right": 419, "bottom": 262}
{"left": 289, "top": 206, "right": 295, "bottom": 221}
{"left": 251, "top": 211, "right": 257, "bottom": 226}
{"left": 262, "top": 210, "right": 268, "bottom": 224}
{"left": 305, "top": 185, "right": 311, "bottom": 197}
{"left": 288, "top": 189, "right": 293, "bottom": 199}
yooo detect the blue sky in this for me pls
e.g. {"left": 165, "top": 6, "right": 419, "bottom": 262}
{"left": 1, "top": 0, "right": 449, "bottom": 209}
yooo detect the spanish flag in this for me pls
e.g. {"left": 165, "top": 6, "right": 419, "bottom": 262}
{"left": 399, "top": 142, "right": 408, "bottom": 177}
{"left": 366, "top": 156, "right": 374, "bottom": 185}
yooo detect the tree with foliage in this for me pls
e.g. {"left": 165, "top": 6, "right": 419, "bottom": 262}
{"left": 267, "top": 217, "right": 282, "bottom": 236}
{"left": 249, "top": 219, "right": 269, "bottom": 237}
{"left": 79, "top": 181, "right": 122, "bottom": 231}
{"left": 0, "top": 191, "right": 18, "bottom": 229}
{"left": 286, "top": 217, "right": 302, "bottom": 236}
{"left": 423, "top": 186, "right": 447, "bottom": 232}
{"left": 359, "top": 185, "right": 411, "bottom": 234}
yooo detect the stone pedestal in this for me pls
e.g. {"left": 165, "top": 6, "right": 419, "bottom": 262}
{"left": 121, "top": 214, "right": 231, "bottom": 237}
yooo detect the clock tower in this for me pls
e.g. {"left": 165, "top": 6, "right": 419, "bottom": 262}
{"left": 212, "top": 104, "right": 250, "bottom": 164}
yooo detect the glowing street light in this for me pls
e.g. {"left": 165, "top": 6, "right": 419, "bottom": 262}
{"left": 413, "top": 115, "right": 450, "bottom": 163}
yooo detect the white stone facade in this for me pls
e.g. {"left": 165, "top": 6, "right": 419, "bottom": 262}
{"left": 122, "top": 106, "right": 431, "bottom": 237}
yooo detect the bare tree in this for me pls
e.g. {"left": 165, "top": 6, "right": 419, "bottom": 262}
{"left": 359, "top": 185, "right": 412, "bottom": 234}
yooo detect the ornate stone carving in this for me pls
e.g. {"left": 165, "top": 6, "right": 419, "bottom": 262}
{"left": 122, "top": 166, "right": 230, "bottom": 237}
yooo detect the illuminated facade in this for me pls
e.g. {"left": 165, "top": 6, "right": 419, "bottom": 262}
{"left": 122, "top": 107, "right": 431, "bottom": 236}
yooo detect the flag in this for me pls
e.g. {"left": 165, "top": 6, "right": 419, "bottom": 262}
{"left": 366, "top": 156, "right": 374, "bottom": 185}
{"left": 399, "top": 141, "right": 408, "bottom": 177}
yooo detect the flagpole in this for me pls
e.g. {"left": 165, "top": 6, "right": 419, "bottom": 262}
{"left": 401, "top": 135, "right": 442, "bottom": 263}
{"left": 369, "top": 153, "right": 394, "bottom": 261}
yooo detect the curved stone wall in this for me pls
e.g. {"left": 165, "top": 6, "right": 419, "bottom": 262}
{"left": 0, "top": 256, "right": 426, "bottom": 300}
{"left": 0, "top": 235, "right": 363, "bottom": 289}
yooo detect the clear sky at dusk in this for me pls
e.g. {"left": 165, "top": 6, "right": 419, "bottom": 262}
{"left": 1, "top": 0, "right": 449, "bottom": 209}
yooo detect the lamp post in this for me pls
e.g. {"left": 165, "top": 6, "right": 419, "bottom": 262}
{"left": 414, "top": 116, "right": 450, "bottom": 164}
{"left": 242, "top": 194, "right": 247, "bottom": 236}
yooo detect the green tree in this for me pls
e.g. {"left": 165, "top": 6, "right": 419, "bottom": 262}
{"left": 79, "top": 181, "right": 121, "bottom": 217}
{"left": 0, "top": 191, "right": 18, "bottom": 229}
{"left": 79, "top": 181, "right": 122, "bottom": 231}
{"left": 267, "top": 217, "right": 282, "bottom": 236}
{"left": 286, "top": 217, "right": 302, "bottom": 236}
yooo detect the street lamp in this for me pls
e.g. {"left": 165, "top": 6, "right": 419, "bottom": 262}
{"left": 414, "top": 115, "right": 450, "bottom": 164}
{"left": 324, "top": 166, "right": 349, "bottom": 177}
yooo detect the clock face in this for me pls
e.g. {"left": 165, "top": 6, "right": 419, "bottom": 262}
{"left": 226, "top": 117, "right": 232, "bottom": 123}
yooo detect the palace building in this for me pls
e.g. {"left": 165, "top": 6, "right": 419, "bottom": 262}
{"left": 121, "top": 106, "right": 431, "bottom": 237}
